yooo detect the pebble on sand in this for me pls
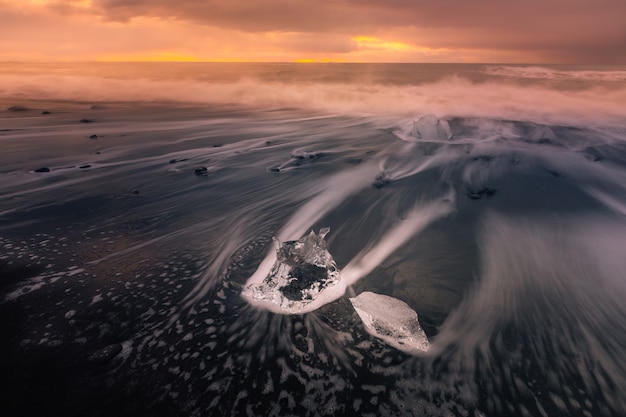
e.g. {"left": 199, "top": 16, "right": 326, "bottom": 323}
{"left": 8, "top": 105, "right": 29, "bottom": 112}
{"left": 194, "top": 167, "right": 208, "bottom": 176}
{"left": 467, "top": 188, "right": 495, "bottom": 200}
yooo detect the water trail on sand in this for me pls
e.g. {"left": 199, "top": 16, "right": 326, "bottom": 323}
{"left": 242, "top": 163, "right": 379, "bottom": 293}
{"left": 424, "top": 213, "right": 626, "bottom": 416}
{"left": 243, "top": 193, "right": 455, "bottom": 315}
{"left": 340, "top": 193, "right": 455, "bottom": 287}
{"left": 3, "top": 63, "right": 626, "bottom": 416}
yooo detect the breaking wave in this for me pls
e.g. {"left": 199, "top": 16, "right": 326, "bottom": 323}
{"left": 484, "top": 64, "right": 626, "bottom": 82}
{"left": 2, "top": 62, "right": 626, "bottom": 416}
{"left": 2, "top": 63, "right": 626, "bottom": 127}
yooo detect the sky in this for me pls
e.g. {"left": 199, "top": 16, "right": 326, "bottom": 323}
{"left": 1, "top": 0, "right": 625, "bottom": 63}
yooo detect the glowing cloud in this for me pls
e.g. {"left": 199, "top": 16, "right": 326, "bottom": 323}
{"left": 0, "top": 0, "right": 625, "bottom": 62}
{"left": 352, "top": 36, "right": 414, "bottom": 52}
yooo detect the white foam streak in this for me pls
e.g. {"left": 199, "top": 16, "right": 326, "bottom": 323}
{"left": 278, "top": 164, "right": 379, "bottom": 242}
{"left": 378, "top": 144, "right": 460, "bottom": 182}
{"left": 244, "top": 194, "right": 454, "bottom": 314}
{"left": 586, "top": 188, "right": 626, "bottom": 217}
{"left": 430, "top": 213, "right": 626, "bottom": 360}
{"left": 341, "top": 198, "right": 454, "bottom": 286}
{"left": 245, "top": 163, "right": 378, "bottom": 288}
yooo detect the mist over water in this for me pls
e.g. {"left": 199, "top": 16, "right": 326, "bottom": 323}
{"left": 1, "top": 63, "right": 625, "bottom": 416}
{"left": 2, "top": 62, "right": 626, "bottom": 126}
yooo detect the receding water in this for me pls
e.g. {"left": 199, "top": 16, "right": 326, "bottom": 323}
{"left": 0, "top": 63, "right": 625, "bottom": 417}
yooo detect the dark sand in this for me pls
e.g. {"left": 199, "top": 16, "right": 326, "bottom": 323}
{"left": 1, "top": 99, "right": 626, "bottom": 417}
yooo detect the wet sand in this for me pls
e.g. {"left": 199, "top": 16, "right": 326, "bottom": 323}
{"left": 1, "top": 99, "right": 626, "bottom": 417}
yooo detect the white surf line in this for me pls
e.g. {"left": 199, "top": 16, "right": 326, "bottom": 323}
{"left": 243, "top": 193, "right": 455, "bottom": 315}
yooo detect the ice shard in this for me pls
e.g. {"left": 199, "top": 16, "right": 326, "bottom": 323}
{"left": 411, "top": 114, "right": 452, "bottom": 140}
{"left": 245, "top": 228, "right": 341, "bottom": 312}
{"left": 349, "top": 291, "right": 430, "bottom": 354}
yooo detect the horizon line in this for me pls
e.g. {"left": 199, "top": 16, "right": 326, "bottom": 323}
{"left": 0, "top": 60, "right": 614, "bottom": 66}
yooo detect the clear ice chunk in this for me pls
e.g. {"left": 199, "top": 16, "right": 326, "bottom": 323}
{"left": 245, "top": 228, "right": 341, "bottom": 311}
{"left": 411, "top": 114, "right": 452, "bottom": 140}
{"left": 350, "top": 291, "right": 430, "bottom": 354}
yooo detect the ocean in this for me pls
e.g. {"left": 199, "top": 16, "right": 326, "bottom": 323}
{"left": 1, "top": 63, "right": 625, "bottom": 416}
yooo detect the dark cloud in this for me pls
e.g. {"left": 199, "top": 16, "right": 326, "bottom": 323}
{"left": 87, "top": 0, "right": 626, "bottom": 62}
{"left": 8, "top": 0, "right": 615, "bottom": 63}
{"left": 92, "top": 0, "right": 368, "bottom": 31}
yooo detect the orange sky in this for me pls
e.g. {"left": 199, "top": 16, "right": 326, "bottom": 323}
{"left": 1, "top": 0, "right": 625, "bottom": 63}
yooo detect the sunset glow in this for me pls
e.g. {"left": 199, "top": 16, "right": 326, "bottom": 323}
{"left": 1, "top": 0, "right": 625, "bottom": 63}
{"left": 352, "top": 36, "right": 414, "bottom": 52}
{"left": 2, "top": 2, "right": 626, "bottom": 417}
{"left": 97, "top": 52, "right": 199, "bottom": 62}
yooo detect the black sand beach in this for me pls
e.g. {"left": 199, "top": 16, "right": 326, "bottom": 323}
{"left": 1, "top": 64, "right": 626, "bottom": 417}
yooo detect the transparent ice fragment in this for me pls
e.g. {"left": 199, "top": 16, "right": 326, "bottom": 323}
{"left": 350, "top": 291, "right": 429, "bottom": 354}
{"left": 411, "top": 114, "right": 452, "bottom": 140}
{"left": 246, "top": 228, "right": 341, "bottom": 311}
